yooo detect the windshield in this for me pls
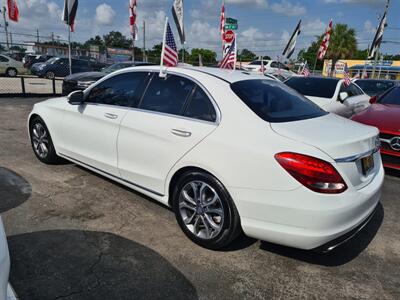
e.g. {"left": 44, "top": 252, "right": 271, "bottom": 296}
{"left": 103, "top": 63, "right": 135, "bottom": 74}
{"left": 356, "top": 80, "right": 395, "bottom": 96}
{"left": 285, "top": 77, "right": 339, "bottom": 98}
{"left": 231, "top": 79, "right": 327, "bottom": 123}
{"left": 47, "top": 57, "right": 59, "bottom": 64}
{"left": 379, "top": 87, "right": 400, "bottom": 105}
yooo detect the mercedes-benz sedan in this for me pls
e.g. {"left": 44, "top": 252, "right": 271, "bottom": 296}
{"left": 28, "top": 66, "right": 384, "bottom": 250}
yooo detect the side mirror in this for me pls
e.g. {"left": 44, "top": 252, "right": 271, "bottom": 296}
{"left": 369, "top": 96, "right": 378, "bottom": 104}
{"left": 339, "top": 92, "right": 349, "bottom": 102}
{"left": 68, "top": 90, "right": 84, "bottom": 105}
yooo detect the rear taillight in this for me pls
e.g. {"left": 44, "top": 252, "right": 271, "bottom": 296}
{"left": 275, "top": 152, "right": 347, "bottom": 194}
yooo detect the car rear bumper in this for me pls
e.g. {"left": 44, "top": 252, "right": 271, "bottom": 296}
{"left": 229, "top": 162, "right": 384, "bottom": 250}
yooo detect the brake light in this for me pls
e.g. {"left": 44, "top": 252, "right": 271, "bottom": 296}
{"left": 369, "top": 96, "right": 378, "bottom": 104}
{"left": 275, "top": 152, "right": 347, "bottom": 194}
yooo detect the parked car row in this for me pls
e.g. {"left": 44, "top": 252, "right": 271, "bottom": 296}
{"left": 0, "top": 54, "right": 27, "bottom": 77}
{"left": 29, "top": 66, "right": 387, "bottom": 252}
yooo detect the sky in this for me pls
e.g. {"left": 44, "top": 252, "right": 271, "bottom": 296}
{"left": 1, "top": 0, "right": 399, "bottom": 59}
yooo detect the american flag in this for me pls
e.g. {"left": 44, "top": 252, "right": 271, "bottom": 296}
{"left": 162, "top": 22, "right": 179, "bottom": 67}
{"left": 300, "top": 62, "right": 310, "bottom": 76}
{"left": 343, "top": 63, "right": 351, "bottom": 86}
{"left": 318, "top": 19, "right": 332, "bottom": 60}
{"left": 219, "top": 38, "right": 236, "bottom": 69}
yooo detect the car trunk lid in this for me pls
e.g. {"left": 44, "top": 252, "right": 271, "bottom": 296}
{"left": 271, "top": 113, "right": 380, "bottom": 189}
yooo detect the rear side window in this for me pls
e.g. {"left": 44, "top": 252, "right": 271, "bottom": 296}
{"left": 286, "top": 77, "right": 339, "bottom": 98}
{"left": 379, "top": 87, "right": 400, "bottom": 105}
{"left": 356, "top": 80, "right": 395, "bottom": 96}
{"left": 231, "top": 80, "right": 327, "bottom": 123}
{"left": 184, "top": 87, "right": 217, "bottom": 122}
{"left": 139, "top": 74, "right": 195, "bottom": 116}
{"left": 0, "top": 56, "right": 9, "bottom": 62}
{"left": 86, "top": 72, "right": 148, "bottom": 107}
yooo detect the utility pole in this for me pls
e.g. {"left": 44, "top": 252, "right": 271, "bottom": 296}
{"left": 36, "top": 28, "right": 40, "bottom": 43}
{"left": 142, "top": 20, "right": 146, "bottom": 62}
{"left": 1, "top": 7, "right": 10, "bottom": 52}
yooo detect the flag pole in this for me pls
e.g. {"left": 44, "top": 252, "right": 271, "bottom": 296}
{"left": 68, "top": 20, "right": 72, "bottom": 76}
{"left": 159, "top": 17, "right": 168, "bottom": 77}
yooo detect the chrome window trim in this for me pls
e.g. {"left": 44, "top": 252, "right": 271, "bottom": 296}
{"left": 83, "top": 69, "right": 222, "bottom": 125}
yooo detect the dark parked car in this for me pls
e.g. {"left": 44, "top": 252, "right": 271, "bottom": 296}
{"left": 62, "top": 61, "right": 154, "bottom": 95}
{"left": 23, "top": 54, "right": 54, "bottom": 69}
{"left": 31, "top": 57, "right": 104, "bottom": 79}
{"left": 353, "top": 79, "right": 398, "bottom": 97}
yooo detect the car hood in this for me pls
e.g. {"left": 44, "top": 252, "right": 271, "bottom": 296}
{"left": 352, "top": 103, "right": 400, "bottom": 133}
{"left": 271, "top": 113, "right": 379, "bottom": 160}
{"left": 64, "top": 72, "right": 105, "bottom": 81}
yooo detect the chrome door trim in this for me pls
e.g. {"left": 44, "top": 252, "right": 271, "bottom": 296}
{"left": 335, "top": 149, "right": 378, "bottom": 163}
{"left": 171, "top": 129, "right": 192, "bottom": 137}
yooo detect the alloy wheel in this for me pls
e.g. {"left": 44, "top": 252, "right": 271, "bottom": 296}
{"left": 32, "top": 123, "right": 49, "bottom": 159}
{"left": 178, "top": 181, "right": 225, "bottom": 240}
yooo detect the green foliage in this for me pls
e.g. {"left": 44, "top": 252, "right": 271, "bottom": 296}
{"left": 103, "top": 31, "right": 131, "bottom": 49}
{"left": 189, "top": 48, "right": 217, "bottom": 65}
{"left": 297, "top": 37, "right": 324, "bottom": 70}
{"left": 238, "top": 49, "right": 257, "bottom": 61}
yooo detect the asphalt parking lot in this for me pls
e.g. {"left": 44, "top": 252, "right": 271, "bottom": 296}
{"left": 0, "top": 97, "right": 399, "bottom": 300}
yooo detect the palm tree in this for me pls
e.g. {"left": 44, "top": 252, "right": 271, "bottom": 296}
{"left": 326, "top": 24, "right": 358, "bottom": 76}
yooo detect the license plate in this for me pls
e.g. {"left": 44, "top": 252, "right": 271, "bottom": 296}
{"left": 361, "top": 155, "right": 374, "bottom": 174}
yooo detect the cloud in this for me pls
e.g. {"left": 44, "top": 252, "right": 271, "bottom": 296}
{"left": 227, "top": 0, "right": 268, "bottom": 7}
{"left": 95, "top": 4, "right": 116, "bottom": 26}
{"left": 324, "top": 0, "right": 386, "bottom": 5}
{"left": 271, "top": 0, "right": 306, "bottom": 16}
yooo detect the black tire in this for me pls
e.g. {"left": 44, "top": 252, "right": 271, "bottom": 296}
{"left": 172, "top": 171, "right": 241, "bottom": 250}
{"left": 29, "top": 116, "right": 60, "bottom": 164}
{"left": 6, "top": 68, "right": 17, "bottom": 77}
{"left": 46, "top": 71, "right": 55, "bottom": 80}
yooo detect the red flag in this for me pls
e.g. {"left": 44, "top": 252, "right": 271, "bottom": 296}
{"left": 129, "top": 0, "right": 137, "bottom": 32}
{"left": 7, "top": 0, "right": 19, "bottom": 22}
{"left": 220, "top": 3, "right": 225, "bottom": 43}
{"left": 318, "top": 19, "right": 333, "bottom": 60}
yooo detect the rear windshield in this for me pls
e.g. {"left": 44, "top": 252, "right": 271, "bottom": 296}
{"left": 285, "top": 77, "right": 339, "bottom": 98}
{"left": 356, "top": 80, "right": 395, "bottom": 96}
{"left": 231, "top": 80, "right": 327, "bottom": 123}
{"left": 379, "top": 87, "right": 400, "bottom": 105}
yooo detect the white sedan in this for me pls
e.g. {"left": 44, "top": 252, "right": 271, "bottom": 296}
{"left": 285, "top": 76, "right": 371, "bottom": 118}
{"left": 28, "top": 66, "right": 383, "bottom": 251}
{"left": 0, "top": 217, "right": 17, "bottom": 300}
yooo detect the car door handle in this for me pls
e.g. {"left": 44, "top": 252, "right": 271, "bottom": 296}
{"left": 171, "top": 129, "right": 192, "bottom": 137}
{"left": 104, "top": 113, "right": 118, "bottom": 120}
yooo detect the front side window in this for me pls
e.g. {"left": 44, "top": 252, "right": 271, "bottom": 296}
{"left": 340, "top": 83, "right": 364, "bottom": 97}
{"left": 231, "top": 80, "right": 327, "bottom": 123}
{"left": 184, "top": 87, "right": 217, "bottom": 122}
{"left": 379, "top": 87, "right": 400, "bottom": 105}
{"left": 285, "top": 77, "right": 339, "bottom": 99}
{"left": 139, "top": 74, "right": 195, "bottom": 116}
{"left": 86, "top": 72, "right": 148, "bottom": 107}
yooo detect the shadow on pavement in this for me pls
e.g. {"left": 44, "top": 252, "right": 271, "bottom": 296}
{"left": 8, "top": 230, "right": 198, "bottom": 300}
{"left": 385, "top": 168, "right": 400, "bottom": 178}
{"left": 259, "top": 203, "right": 384, "bottom": 267}
{"left": 0, "top": 167, "right": 32, "bottom": 213}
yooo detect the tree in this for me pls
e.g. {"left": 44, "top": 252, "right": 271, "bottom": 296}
{"left": 84, "top": 35, "right": 106, "bottom": 52}
{"left": 353, "top": 49, "right": 368, "bottom": 60}
{"left": 297, "top": 37, "right": 324, "bottom": 71}
{"left": 326, "top": 24, "right": 357, "bottom": 76}
{"left": 238, "top": 49, "right": 257, "bottom": 61}
{"left": 103, "top": 31, "right": 131, "bottom": 49}
{"left": 383, "top": 54, "right": 400, "bottom": 60}
{"left": 189, "top": 48, "right": 217, "bottom": 66}
{"left": 9, "top": 45, "right": 26, "bottom": 53}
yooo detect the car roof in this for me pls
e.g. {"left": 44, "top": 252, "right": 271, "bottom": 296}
{"left": 354, "top": 78, "right": 397, "bottom": 83}
{"left": 121, "top": 65, "right": 271, "bottom": 83}
{"left": 287, "top": 76, "right": 341, "bottom": 82}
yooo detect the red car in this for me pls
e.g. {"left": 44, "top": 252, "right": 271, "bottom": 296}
{"left": 352, "top": 86, "right": 400, "bottom": 170}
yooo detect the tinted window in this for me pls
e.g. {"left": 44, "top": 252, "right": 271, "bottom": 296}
{"left": 139, "top": 74, "right": 195, "bottom": 115}
{"left": 270, "top": 62, "right": 279, "bottom": 68}
{"left": 86, "top": 72, "right": 148, "bottom": 107}
{"left": 249, "top": 61, "right": 261, "bottom": 66}
{"left": 74, "top": 60, "right": 89, "bottom": 67}
{"left": 231, "top": 80, "right": 327, "bottom": 123}
{"left": 0, "top": 56, "right": 8, "bottom": 62}
{"left": 356, "top": 80, "right": 395, "bottom": 96}
{"left": 184, "top": 87, "right": 217, "bottom": 122}
{"left": 285, "top": 77, "right": 339, "bottom": 98}
{"left": 379, "top": 87, "right": 400, "bottom": 105}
